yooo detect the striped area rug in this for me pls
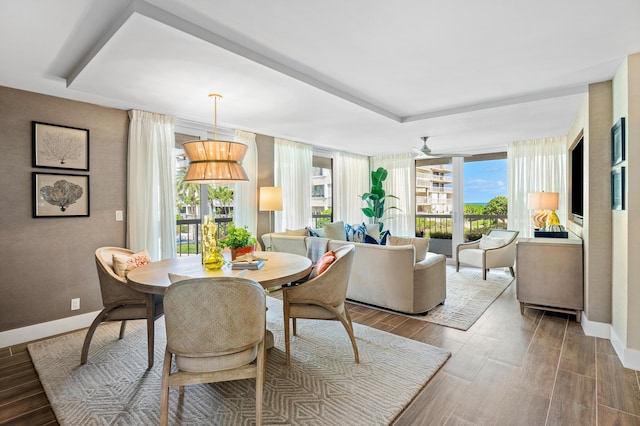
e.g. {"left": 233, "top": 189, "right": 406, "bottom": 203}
{"left": 29, "top": 296, "right": 450, "bottom": 425}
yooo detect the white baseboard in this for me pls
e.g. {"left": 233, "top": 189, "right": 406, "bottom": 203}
{"left": 580, "top": 311, "right": 611, "bottom": 339}
{"left": 0, "top": 311, "right": 100, "bottom": 348}
{"left": 582, "top": 311, "right": 640, "bottom": 370}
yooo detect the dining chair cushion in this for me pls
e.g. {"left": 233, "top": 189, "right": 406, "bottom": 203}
{"left": 175, "top": 346, "right": 258, "bottom": 372}
{"left": 289, "top": 302, "right": 346, "bottom": 319}
{"left": 112, "top": 249, "right": 151, "bottom": 278}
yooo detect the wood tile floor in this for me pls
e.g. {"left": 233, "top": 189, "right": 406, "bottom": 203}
{"left": 1, "top": 281, "right": 639, "bottom": 425}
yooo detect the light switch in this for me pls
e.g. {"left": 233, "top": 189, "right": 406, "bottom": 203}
{"left": 116, "top": 210, "right": 123, "bottom": 221}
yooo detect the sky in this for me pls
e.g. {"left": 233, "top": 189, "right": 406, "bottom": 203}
{"left": 463, "top": 159, "right": 507, "bottom": 204}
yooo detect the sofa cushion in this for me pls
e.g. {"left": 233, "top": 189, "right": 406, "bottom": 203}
{"left": 478, "top": 235, "right": 505, "bottom": 250}
{"left": 285, "top": 228, "right": 309, "bottom": 236}
{"left": 386, "top": 236, "right": 429, "bottom": 262}
{"left": 363, "top": 223, "right": 380, "bottom": 242}
{"left": 346, "top": 223, "right": 366, "bottom": 242}
{"left": 324, "top": 221, "right": 346, "bottom": 241}
{"left": 112, "top": 249, "right": 151, "bottom": 278}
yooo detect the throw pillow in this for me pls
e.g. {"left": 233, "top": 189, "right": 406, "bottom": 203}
{"left": 380, "top": 230, "right": 391, "bottom": 245}
{"left": 386, "top": 236, "right": 429, "bottom": 262}
{"left": 309, "top": 250, "right": 337, "bottom": 279}
{"left": 112, "top": 249, "right": 151, "bottom": 279}
{"left": 307, "top": 227, "right": 321, "bottom": 237}
{"left": 345, "top": 223, "right": 366, "bottom": 242}
{"left": 285, "top": 228, "right": 309, "bottom": 236}
{"left": 324, "top": 220, "right": 346, "bottom": 241}
{"left": 363, "top": 234, "right": 380, "bottom": 244}
{"left": 363, "top": 223, "right": 381, "bottom": 242}
{"left": 478, "top": 235, "right": 505, "bottom": 250}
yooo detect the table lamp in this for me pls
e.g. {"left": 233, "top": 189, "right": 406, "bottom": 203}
{"left": 259, "top": 186, "right": 283, "bottom": 250}
{"left": 527, "top": 191, "right": 560, "bottom": 229}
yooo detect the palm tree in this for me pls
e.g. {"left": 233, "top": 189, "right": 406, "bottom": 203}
{"left": 176, "top": 168, "right": 200, "bottom": 218}
{"left": 208, "top": 185, "right": 234, "bottom": 217}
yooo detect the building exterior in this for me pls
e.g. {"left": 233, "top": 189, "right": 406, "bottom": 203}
{"left": 415, "top": 164, "right": 453, "bottom": 214}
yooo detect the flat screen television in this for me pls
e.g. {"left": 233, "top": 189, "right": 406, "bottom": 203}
{"left": 570, "top": 137, "right": 584, "bottom": 223}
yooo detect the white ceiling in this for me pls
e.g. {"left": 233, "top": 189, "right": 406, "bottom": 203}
{"left": 1, "top": 0, "right": 639, "bottom": 156}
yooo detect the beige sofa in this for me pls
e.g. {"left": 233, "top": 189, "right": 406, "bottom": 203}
{"left": 262, "top": 233, "right": 446, "bottom": 314}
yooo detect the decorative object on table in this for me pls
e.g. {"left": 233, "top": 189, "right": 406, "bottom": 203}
{"left": 360, "top": 167, "right": 401, "bottom": 234}
{"left": 32, "top": 172, "right": 89, "bottom": 218}
{"left": 611, "top": 117, "right": 625, "bottom": 166}
{"left": 527, "top": 191, "right": 559, "bottom": 230}
{"left": 259, "top": 186, "right": 283, "bottom": 250}
{"left": 219, "top": 222, "right": 257, "bottom": 260}
{"left": 182, "top": 94, "right": 249, "bottom": 183}
{"left": 32, "top": 121, "right": 89, "bottom": 171}
{"left": 201, "top": 215, "right": 225, "bottom": 270}
{"left": 611, "top": 167, "right": 625, "bottom": 210}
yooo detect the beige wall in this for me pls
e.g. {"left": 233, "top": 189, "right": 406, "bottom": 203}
{"left": 255, "top": 134, "right": 275, "bottom": 248}
{"left": 612, "top": 53, "right": 640, "bottom": 351}
{"left": 567, "top": 81, "right": 613, "bottom": 324}
{"left": 0, "top": 86, "right": 129, "bottom": 332}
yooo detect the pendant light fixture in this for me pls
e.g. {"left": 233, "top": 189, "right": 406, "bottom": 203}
{"left": 183, "top": 94, "right": 249, "bottom": 183}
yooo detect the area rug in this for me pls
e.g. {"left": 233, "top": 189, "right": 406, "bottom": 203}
{"left": 350, "top": 265, "right": 514, "bottom": 331}
{"left": 29, "top": 297, "right": 450, "bottom": 425}
{"left": 422, "top": 265, "right": 514, "bottom": 330}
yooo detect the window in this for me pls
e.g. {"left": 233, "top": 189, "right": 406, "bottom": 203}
{"left": 311, "top": 156, "right": 333, "bottom": 227}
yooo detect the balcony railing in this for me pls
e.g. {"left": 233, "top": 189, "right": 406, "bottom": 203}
{"left": 311, "top": 213, "right": 332, "bottom": 229}
{"left": 176, "top": 217, "right": 232, "bottom": 256}
{"left": 416, "top": 214, "right": 508, "bottom": 241}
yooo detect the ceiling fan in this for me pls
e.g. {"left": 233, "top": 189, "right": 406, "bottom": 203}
{"left": 412, "top": 136, "right": 473, "bottom": 159}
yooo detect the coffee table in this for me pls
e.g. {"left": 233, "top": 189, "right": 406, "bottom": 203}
{"left": 127, "top": 251, "right": 312, "bottom": 295}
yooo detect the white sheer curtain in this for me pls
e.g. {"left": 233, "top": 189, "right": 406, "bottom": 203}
{"left": 507, "top": 136, "right": 567, "bottom": 237}
{"left": 274, "top": 138, "right": 312, "bottom": 231}
{"left": 334, "top": 151, "right": 370, "bottom": 224}
{"left": 370, "top": 153, "right": 415, "bottom": 237}
{"left": 127, "top": 110, "right": 176, "bottom": 260}
{"left": 232, "top": 129, "right": 258, "bottom": 236}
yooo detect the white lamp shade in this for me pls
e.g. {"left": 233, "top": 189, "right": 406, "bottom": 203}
{"left": 527, "top": 191, "right": 559, "bottom": 210}
{"left": 259, "top": 187, "right": 283, "bottom": 211}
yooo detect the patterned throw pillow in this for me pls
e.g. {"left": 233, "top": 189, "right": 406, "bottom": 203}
{"left": 363, "top": 223, "right": 380, "bottom": 242}
{"left": 112, "top": 249, "right": 151, "bottom": 279}
{"left": 345, "top": 223, "right": 366, "bottom": 242}
{"left": 478, "top": 235, "right": 506, "bottom": 250}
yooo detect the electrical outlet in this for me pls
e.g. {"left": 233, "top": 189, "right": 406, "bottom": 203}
{"left": 71, "top": 298, "right": 80, "bottom": 310}
{"left": 115, "top": 210, "right": 123, "bottom": 221}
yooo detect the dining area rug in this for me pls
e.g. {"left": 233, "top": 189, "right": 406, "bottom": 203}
{"left": 29, "top": 297, "right": 450, "bottom": 425}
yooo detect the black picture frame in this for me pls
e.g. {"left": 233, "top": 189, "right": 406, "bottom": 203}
{"left": 611, "top": 167, "right": 625, "bottom": 211}
{"left": 611, "top": 117, "right": 625, "bottom": 166}
{"left": 32, "top": 121, "right": 90, "bottom": 171}
{"left": 33, "top": 172, "right": 90, "bottom": 218}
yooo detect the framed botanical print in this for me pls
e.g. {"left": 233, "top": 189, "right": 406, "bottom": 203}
{"left": 611, "top": 167, "right": 625, "bottom": 211}
{"left": 611, "top": 117, "right": 625, "bottom": 166}
{"left": 33, "top": 172, "right": 90, "bottom": 218}
{"left": 32, "top": 121, "right": 90, "bottom": 171}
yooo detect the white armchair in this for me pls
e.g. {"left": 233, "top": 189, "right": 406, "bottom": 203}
{"left": 456, "top": 229, "right": 519, "bottom": 280}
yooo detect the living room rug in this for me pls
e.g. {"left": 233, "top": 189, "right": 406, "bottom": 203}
{"left": 29, "top": 297, "right": 450, "bottom": 425}
{"left": 421, "top": 265, "right": 514, "bottom": 330}
{"left": 349, "top": 265, "right": 514, "bottom": 331}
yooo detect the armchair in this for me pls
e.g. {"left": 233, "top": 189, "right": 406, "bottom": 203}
{"left": 456, "top": 230, "right": 519, "bottom": 280}
{"left": 81, "top": 247, "right": 163, "bottom": 368}
{"left": 282, "top": 245, "right": 358, "bottom": 365}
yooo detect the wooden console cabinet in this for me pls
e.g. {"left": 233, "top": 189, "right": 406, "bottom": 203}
{"left": 516, "top": 235, "right": 583, "bottom": 321}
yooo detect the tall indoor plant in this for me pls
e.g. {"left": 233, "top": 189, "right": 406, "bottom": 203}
{"left": 361, "top": 167, "right": 400, "bottom": 233}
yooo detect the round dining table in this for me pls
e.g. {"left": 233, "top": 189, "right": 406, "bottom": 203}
{"left": 126, "top": 251, "right": 312, "bottom": 294}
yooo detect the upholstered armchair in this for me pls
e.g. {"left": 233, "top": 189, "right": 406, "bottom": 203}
{"left": 81, "top": 247, "right": 163, "bottom": 368}
{"left": 456, "top": 229, "right": 519, "bottom": 280}
{"left": 282, "top": 244, "right": 358, "bottom": 365}
{"left": 160, "top": 277, "right": 266, "bottom": 426}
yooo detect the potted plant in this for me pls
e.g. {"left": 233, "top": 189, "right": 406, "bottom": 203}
{"left": 219, "top": 223, "right": 257, "bottom": 260}
{"left": 360, "top": 167, "right": 401, "bottom": 234}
